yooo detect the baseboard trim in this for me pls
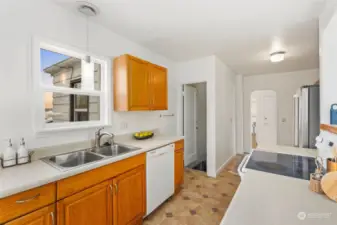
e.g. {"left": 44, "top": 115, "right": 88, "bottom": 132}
{"left": 216, "top": 154, "right": 234, "bottom": 176}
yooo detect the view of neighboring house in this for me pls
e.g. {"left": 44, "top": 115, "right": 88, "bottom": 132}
{"left": 43, "top": 57, "right": 101, "bottom": 123}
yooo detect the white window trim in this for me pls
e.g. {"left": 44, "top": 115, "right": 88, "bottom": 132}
{"left": 31, "top": 36, "right": 111, "bottom": 134}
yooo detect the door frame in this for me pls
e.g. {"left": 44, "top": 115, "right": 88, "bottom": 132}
{"left": 183, "top": 84, "right": 198, "bottom": 166}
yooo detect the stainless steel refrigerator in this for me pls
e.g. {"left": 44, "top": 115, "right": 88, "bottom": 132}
{"left": 293, "top": 85, "right": 320, "bottom": 149}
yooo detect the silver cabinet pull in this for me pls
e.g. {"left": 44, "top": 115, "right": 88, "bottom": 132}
{"left": 16, "top": 193, "right": 40, "bottom": 204}
{"left": 50, "top": 212, "right": 55, "bottom": 225}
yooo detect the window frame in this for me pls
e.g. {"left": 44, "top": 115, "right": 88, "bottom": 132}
{"left": 32, "top": 37, "right": 111, "bottom": 133}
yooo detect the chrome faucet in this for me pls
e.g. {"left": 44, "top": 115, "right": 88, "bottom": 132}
{"left": 95, "top": 128, "right": 115, "bottom": 149}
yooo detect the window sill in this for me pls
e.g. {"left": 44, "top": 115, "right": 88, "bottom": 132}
{"left": 35, "top": 122, "right": 111, "bottom": 135}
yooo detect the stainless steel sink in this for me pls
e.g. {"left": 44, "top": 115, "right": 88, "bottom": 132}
{"left": 42, "top": 150, "right": 104, "bottom": 171}
{"left": 92, "top": 144, "right": 141, "bottom": 157}
{"left": 42, "top": 144, "right": 141, "bottom": 171}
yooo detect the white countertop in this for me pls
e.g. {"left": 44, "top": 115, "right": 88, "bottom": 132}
{"left": 0, "top": 135, "right": 183, "bottom": 199}
{"left": 221, "top": 145, "right": 337, "bottom": 225}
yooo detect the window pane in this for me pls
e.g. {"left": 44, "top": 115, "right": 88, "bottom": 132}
{"left": 44, "top": 92, "right": 100, "bottom": 123}
{"left": 40, "top": 48, "right": 101, "bottom": 90}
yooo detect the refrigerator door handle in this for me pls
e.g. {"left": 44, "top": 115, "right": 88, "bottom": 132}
{"left": 293, "top": 95, "right": 299, "bottom": 147}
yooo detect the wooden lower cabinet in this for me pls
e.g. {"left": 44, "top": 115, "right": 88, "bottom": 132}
{"left": 5, "top": 205, "right": 55, "bottom": 225}
{"left": 174, "top": 148, "right": 184, "bottom": 193}
{"left": 113, "top": 166, "right": 146, "bottom": 225}
{"left": 57, "top": 180, "right": 113, "bottom": 225}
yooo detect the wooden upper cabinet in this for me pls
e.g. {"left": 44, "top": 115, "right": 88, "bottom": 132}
{"left": 113, "top": 54, "right": 168, "bottom": 111}
{"left": 57, "top": 181, "right": 113, "bottom": 225}
{"left": 150, "top": 64, "right": 168, "bottom": 110}
{"left": 113, "top": 166, "right": 146, "bottom": 225}
{"left": 128, "top": 57, "right": 150, "bottom": 111}
{"left": 5, "top": 205, "right": 55, "bottom": 225}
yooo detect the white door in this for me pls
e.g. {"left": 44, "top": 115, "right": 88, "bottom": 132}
{"left": 184, "top": 85, "right": 197, "bottom": 166}
{"left": 255, "top": 91, "right": 277, "bottom": 146}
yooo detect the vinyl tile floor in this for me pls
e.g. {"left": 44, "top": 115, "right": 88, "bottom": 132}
{"left": 143, "top": 155, "right": 243, "bottom": 225}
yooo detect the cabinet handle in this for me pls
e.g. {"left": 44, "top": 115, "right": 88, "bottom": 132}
{"left": 16, "top": 193, "right": 40, "bottom": 204}
{"left": 109, "top": 184, "right": 113, "bottom": 194}
{"left": 114, "top": 183, "right": 118, "bottom": 194}
{"left": 50, "top": 212, "right": 55, "bottom": 225}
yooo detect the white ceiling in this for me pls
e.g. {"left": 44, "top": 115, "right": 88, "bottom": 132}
{"left": 53, "top": 0, "right": 325, "bottom": 75}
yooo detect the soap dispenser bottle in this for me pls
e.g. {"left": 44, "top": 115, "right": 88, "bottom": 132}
{"left": 3, "top": 139, "right": 16, "bottom": 167}
{"left": 18, "top": 138, "right": 28, "bottom": 164}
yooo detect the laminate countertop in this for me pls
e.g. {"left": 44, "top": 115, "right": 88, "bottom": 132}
{"left": 220, "top": 145, "right": 337, "bottom": 225}
{"left": 0, "top": 135, "right": 184, "bottom": 199}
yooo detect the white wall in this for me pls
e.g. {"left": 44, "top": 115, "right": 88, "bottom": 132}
{"left": 320, "top": 4, "right": 337, "bottom": 124}
{"left": 242, "top": 69, "right": 319, "bottom": 152}
{"left": 214, "top": 57, "right": 236, "bottom": 173}
{"left": 235, "top": 75, "right": 244, "bottom": 154}
{"left": 175, "top": 56, "right": 237, "bottom": 176}
{"left": 0, "top": 0, "right": 176, "bottom": 150}
{"left": 174, "top": 56, "right": 217, "bottom": 176}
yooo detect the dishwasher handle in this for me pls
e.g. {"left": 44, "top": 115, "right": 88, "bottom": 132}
{"left": 148, "top": 145, "right": 174, "bottom": 157}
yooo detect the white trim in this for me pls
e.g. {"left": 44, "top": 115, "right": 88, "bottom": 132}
{"left": 31, "top": 36, "right": 111, "bottom": 134}
{"left": 216, "top": 154, "right": 235, "bottom": 176}
{"left": 42, "top": 85, "right": 102, "bottom": 96}
{"left": 36, "top": 122, "right": 111, "bottom": 135}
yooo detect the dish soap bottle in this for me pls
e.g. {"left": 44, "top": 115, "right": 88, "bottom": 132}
{"left": 18, "top": 138, "right": 28, "bottom": 164}
{"left": 3, "top": 139, "right": 16, "bottom": 167}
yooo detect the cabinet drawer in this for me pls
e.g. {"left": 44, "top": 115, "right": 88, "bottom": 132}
{"left": 0, "top": 183, "right": 56, "bottom": 224}
{"left": 175, "top": 140, "right": 184, "bottom": 150}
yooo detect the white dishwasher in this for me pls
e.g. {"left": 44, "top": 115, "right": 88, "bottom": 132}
{"left": 146, "top": 144, "right": 175, "bottom": 216}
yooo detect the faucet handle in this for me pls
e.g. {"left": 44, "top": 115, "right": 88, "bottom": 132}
{"left": 96, "top": 127, "right": 104, "bottom": 135}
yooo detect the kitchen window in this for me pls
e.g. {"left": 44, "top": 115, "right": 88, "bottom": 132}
{"left": 33, "top": 37, "right": 110, "bottom": 133}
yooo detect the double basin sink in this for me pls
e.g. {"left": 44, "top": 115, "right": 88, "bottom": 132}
{"left": 42, "top": 144, "right": 141, "bottom": 171}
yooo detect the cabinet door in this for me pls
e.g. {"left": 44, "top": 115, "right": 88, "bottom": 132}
{"left": 174, "top": 149, "right": 184, "bottom": 192}
{"left": 5, "top": 205, "right": 54, "bottom": 225}
{"left": 113, "top": 166, "right": 145, "bottom": 225}
{"left": 128, "top": 57, "right": 150, "bottom": 111}
{"left": 57, "top": 181, "right": 112, "bottom": 225}
{"left": 150, "top": 64, "right": 168, "bottom": 110}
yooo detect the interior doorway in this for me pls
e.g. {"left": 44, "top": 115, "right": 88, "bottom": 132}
{"left": 183, "top": 82, "right": 207, "bottom": 172}
{"left": 250, "top": 90, "right": 277, "bottom": 149}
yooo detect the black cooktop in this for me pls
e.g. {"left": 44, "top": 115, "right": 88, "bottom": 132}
{"left": 245, "top": 151, "right": 317, "bottom": 180}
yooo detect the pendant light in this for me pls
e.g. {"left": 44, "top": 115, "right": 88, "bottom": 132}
{"left": 77, "top": 1, "right": 99, "bottom": 63}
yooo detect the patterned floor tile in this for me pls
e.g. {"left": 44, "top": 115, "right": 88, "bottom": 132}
{"left": 144, "top": 155, "right": 243, "bottom": 225}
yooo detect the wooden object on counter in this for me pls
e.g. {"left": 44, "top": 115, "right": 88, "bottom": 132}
{"left": 327, "top": 159, "right": 337, "bottom": 172}
{"left": 251, "top": 133, "right": 257, "bottom": 149}
{"left": 113, "top": 54, "right": 168, "bottom": 111}
{"left": 57, "top": 153, "right": 145, "bottom": 200}
{"left": 321, "top": 171, "right": 337, "bottom": 202}
{"left": 0, "top": 183, "right": 56, "bottom": 224}
{"left": 174, "top": 140, "right": 184, "bottom": 193}
{"left": 57, "top": 180, "right": 113, "bottom": 225}
{"left": 5, "top": 204, "right": 55, "bottom": 225}
{"left": 320, "top": 124, "right": 337, "bottom": 135}
{"left": 309, "top": 173, "right": 323, "bottom": 194}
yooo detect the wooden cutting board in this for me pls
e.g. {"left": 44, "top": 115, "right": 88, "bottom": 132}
{"left": 321, "top": 171, "right": 337, "bottom": 202}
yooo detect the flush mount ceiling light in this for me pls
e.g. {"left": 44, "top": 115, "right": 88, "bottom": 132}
{"left": 270, "top": 51, "right": 286, "bottom": 63}
{"left": 77, "top": 1, "right": 99, "bottom": 63}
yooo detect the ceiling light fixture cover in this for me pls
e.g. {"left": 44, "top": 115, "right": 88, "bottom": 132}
{"left": 270, "top": 51, "right": 286, "bottom": 63}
